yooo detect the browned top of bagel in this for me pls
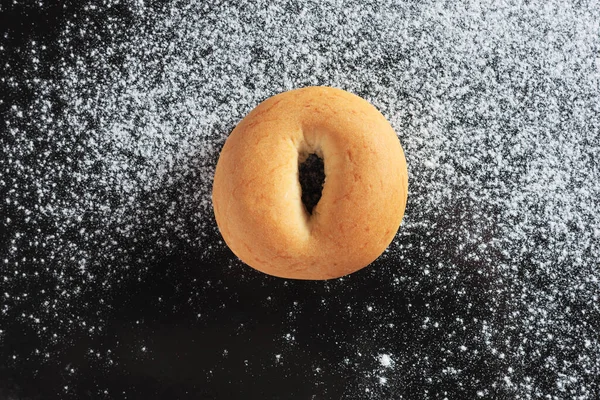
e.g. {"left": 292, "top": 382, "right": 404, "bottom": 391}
{"left": 212, "top": 86, "right": 408, "bottom": 280}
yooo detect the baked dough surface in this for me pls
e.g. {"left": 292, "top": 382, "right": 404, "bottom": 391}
{"left": 212, "top": 86, "right": 408, "bottom": 279}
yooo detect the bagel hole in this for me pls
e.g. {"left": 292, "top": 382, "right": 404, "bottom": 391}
{"left": 299, "top": 153, "right": 325, "bottom": 215}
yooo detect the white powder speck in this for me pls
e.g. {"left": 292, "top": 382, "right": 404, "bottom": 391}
{"left": 379, "top": 354, "right": 393, "bottom": 368}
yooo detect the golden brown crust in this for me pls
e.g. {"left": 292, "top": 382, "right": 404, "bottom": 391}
{"left": 212, "top": 86, "right": 408, "bottom": 280}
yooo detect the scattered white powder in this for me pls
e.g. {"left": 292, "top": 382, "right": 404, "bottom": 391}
{"left": 2, "top": 0, "right": 600, "bottom": 398}
{"left": 379, "top": 354, "right": 393, "bottom": 368}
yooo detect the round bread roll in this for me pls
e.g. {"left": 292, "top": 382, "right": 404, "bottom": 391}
{"left": 212, "top": 86, "right": 408, "bottom": 280}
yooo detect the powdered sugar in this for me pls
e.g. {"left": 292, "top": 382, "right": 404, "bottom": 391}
{"left": 2, "top": 0, "right": 599, "bottom": 397}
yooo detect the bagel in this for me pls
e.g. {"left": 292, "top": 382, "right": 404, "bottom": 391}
{"left": 212, "top": 86, "right": 408, "bottom": 280}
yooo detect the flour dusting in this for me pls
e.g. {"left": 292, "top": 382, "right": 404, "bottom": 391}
{"left": 1, "top": 0, "right": 599, "bottom": 398}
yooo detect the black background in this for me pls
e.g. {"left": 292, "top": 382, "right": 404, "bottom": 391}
{"left": 1, "top": 1, "right": 598, "bottom": 400}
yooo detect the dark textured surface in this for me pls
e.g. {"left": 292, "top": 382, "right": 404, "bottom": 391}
{"left": 299, "top": 154, "right": 325, "bottom": 215}
{"left": 1, "top": 0, "right": 600, "bottom": 399}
